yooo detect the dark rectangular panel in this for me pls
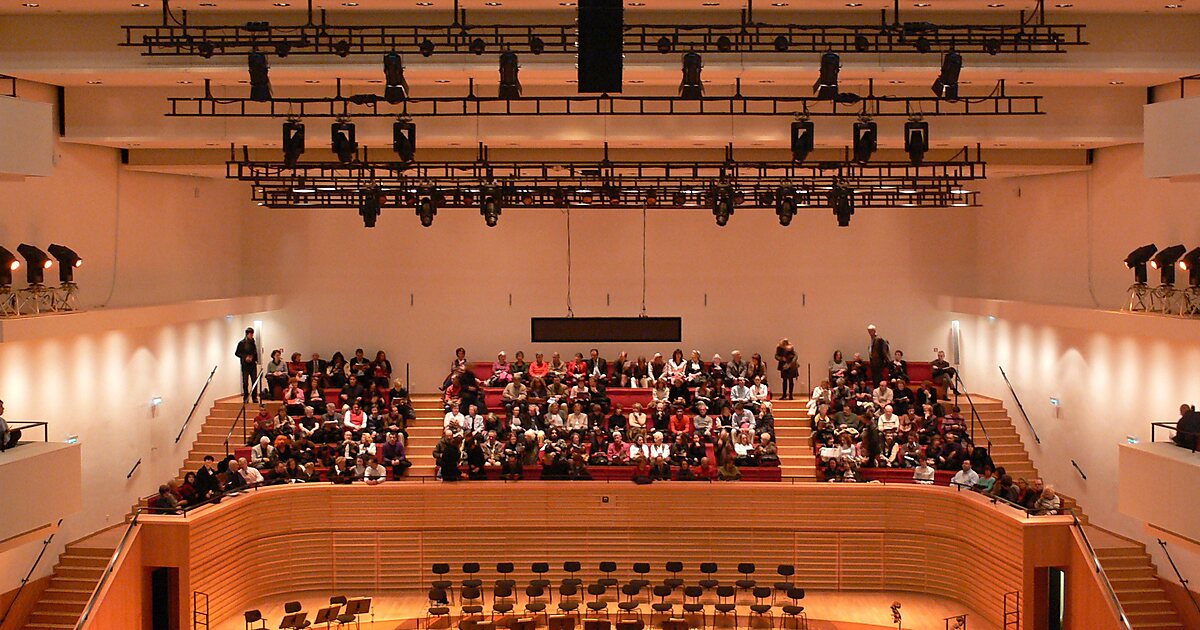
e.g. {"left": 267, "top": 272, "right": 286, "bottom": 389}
{"left": 531, "top": 317, "right": 681, "bottom": 343}
{"left": 577, "top": 0, "right": 623, "bottom": 93}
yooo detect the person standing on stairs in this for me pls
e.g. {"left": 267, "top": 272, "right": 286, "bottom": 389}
{"left": 235, "top": 327, "right": 260, "bottom": 404}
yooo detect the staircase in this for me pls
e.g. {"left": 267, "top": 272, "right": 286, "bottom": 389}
{"left": 407, "top": 393, "right": 448, "bottom": 477}
{"left": 21, "top": 528, "right": 120, "bottom": 630}
{"left": 175, "top": 397, "right": 280, "bottom": 481}
{"left": 770, "top": 397, "right": 817, "bottom": 480}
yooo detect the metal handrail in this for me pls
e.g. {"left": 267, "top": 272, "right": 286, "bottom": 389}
{"left": 73, "top": 510, "right": 144, "bottom": 630}
{"left": 998, "top": 365, "right": 1041, "bottom": 444}
{"left": 1157, "top": 539, "right": 1200, "bottom": 618}
{"left": 1070, "top": 509, "right": 1134, "bottom": 630}
{"left": 224, "top": 369, "right": 263, "bottom": 455}
{"left": 0, "top": 519, "right": 63, "bottom": 628}
{"left": 5, "top": 421, "right": 49, "bottom": 443}
{"left": 952, "top": 372, "right": 992, "bottom": 450}
{"left": 1151, "top": 421, "right": 1199, "bottom": 452}
{"left": 175, "top": 365, "right": 219, "bottom": 444}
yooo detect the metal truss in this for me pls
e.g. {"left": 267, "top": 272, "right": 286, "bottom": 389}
{"left": 123, "top": 1, "right": 1085, "bottom": 57}
{"left": 169, "top": 78, "right": 1042, "bottom": 119}
{"left": 229, "top": 144, "right": 985, "bottom": 210}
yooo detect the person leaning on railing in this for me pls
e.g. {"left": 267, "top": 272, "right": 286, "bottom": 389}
{"left": 1174, "top": 404, "right": 1200, "bottom": 450}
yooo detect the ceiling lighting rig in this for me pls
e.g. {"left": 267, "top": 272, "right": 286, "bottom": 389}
{"left": 167, "top": 77, "right": 1042, "bottom": 119}
{"left": 227, "top": 143, "right": 984, "bottom": 227}
{"left": 123, "top": 0, "right": 1084, "bottom": 57}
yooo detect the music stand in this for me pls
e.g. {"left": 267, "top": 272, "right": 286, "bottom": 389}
{"left": 583, "top": 620, "right": 610, "bottom": 630}
{"left": 512, "top": 618, "right": 537, "bottom": 630}
{"left": 549, "top": 615, "right": 576, "bottom": 630}
{"left": 281, "top": 612, "right": 309, "bottom": 629}
{"left": 661, "top": 619, "right": 688, "bottom": 630}
{"left": 345, "top": 598, "right": 371, "bottom": 629}
{"left": 314, "top": 605, "right": 341, "bottom": 628}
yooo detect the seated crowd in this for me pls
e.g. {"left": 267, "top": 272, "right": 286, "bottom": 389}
{"left": 435, "top": 347, "right": 785, "bottom": 483}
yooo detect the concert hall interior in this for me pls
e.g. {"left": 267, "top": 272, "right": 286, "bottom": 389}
{"left": 1, "top": 2, "right": 1200, "bottom": 630}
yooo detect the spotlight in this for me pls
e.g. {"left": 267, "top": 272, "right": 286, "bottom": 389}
{"left": 791, "top": 118, "right": 814, "bottom": 163}
{"left": 331, "top": 120, "right": 358, "bottom": 163}
{"left": 712, "top": 186, "right": 734, "bottom": 226}
{"left": 773, "top": 36, "right": 789, "bottom": 52}
{"left": 17, "top": 244, "right": 52, "bottom": 285}
{"left": 853, "top": 35, "right": 871, "bottom": 52}
{"left": 197, "top": 41, "right": 216, "bottom": 58}
{"left": 914, "top": 36, "right": 931, "bottom": 53}
{"left": 1151, "top": 244, "right": 1186, "bottom": 285}
{"left": 656, "top": 36, "right": 673, "bottom": 54}
{"left": 393, "top": 119, "right": 416, "bottom": 162}
{"left": 1125, "top": 244, "right": 1157, "bottom": 284}
{"left": 481, "top": 192, "right": 502, "bottom": 227}
{"left": 529, "top": 36, "right": 545, "bottom": 54}
{"left": 499, "top": 51, "right": 522, "bottom": 99}
{"left": 0, "top": 246, "right": 19, "bottom": 287}
{"left": 853, "top": 119, "right": 877, "bottom": 163}
{"left": 813, "top": 52, "right": 840, "bottom": 100}
{"left": 470, "top": 37, "right": 486, "bottom": 55}
{"left": 419, "top": 38, "right": 436, "bottom": 57}
{"left": 716, "top": 35, "right": 733, "bottom": 52}
{"left": 282, "top": 120, "right": 305, "bottom": 167}
{"left": 416, "top": 196, "right": 437, "bottom": 227}
{"left": 904, "top": 119, "right": 929, "bottom": 165}
{"left": 275, "top": 41, "right": 291, "bottom": 57}
{"left": 679, "top": 52, "right": 703, "bottom": 99}
{"left": 1180, "top": 247, "right": 1200, "bottom": 288}
{"left": 333, "top": 40, "right": 351, "bottom": 57}
{"left": 932, "top": 51, "right": 962, "bottom": 100}
{"left": 983, "top": 38, "right": 1001, "bottom": 56}
{"left": 248, "top": 52, "right": 272, "bottom": 102}
{"left": 47, "top": 244, "right": 81, "bottom": 283}
{"left": 775, "top": 191, "right": 796, "bottom": 226}
{"left": 383, "top": 52, "right": 409, "bottom": 103}
{"left": 644, "top": 190, "right": 658, "bottom": 206}
{"left": 359, "top": 189, "right": 381, "bottom": 228}
{"left": 830, "top": 186, "right": 854, "bottom": 227}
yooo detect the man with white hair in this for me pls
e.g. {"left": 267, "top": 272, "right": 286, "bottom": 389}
{"left": 238, "top": 457, "right": 264, "bottom": 485}
{"left": 867, "top": 324, "right": 890, "bottom": 384}
{"left": 251, "top": 436, "right": 277, "bottom": 469}
{"left": 725, "top": 350, "right": 747, "bottom": 382}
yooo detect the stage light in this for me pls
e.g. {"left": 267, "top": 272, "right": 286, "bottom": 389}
{"left": 416, "top": 196, "right": 437, "bottom": 227}
{"left": 853, "top": 35, "right": 870, "bottom": 52}
{"left": 0, "top": 247, "right": 18, "bottom": 287}
{"left": 1180, "top": 247, "right": 1200, "bottom": 287}
{"left": 333, "top": 40, "right": 351, "bottom": 57}
{"left": 197, "top": 41, "right": 216, "bottom": 58}
{"left": 383, "top": 52, "right": 409, "bottom": 103}
{"left": 47, "top": 244, "right": 82, "bottom": 283}
{"left": 712, "top": 186, "right": 734, "bottom": 226}
{"left": 791, "top": 118, "right": 814, "bottom": 163}
{"left": 853, "top": 119, "right": 877, "bottom": 163}
{"left": 773, "top": 36, "right": 789, "bottom": 52}
{"left": 679, "top": 52, "right": 704, "bottom": 99}
{"left": 481, "top": 193, "right": 502, "bottom": 227}
{"left": 775, "top": 191, "right": 796, "bottom": 226}
{"left": 499, "top": 51, "right": 522, "bottom": 99}
{"left": 17, "top": 244, "right": 52, "bottom": 285}
{"left": 716, "top": 35, "right": 733, "bottom": 52}
{"left": 393, "top": 119, "right": 416, "bottom": 162}
{"left": 813, "top": 52, "right": 840, "bottom": 100}
{"left": 656, "top": 36, "right": 672, "bottom": 53}
{"left": 470, "top": 38, "right": 486, "bottom": 55}
{"left": 1151, "top": 244, "right": 1186, "bottom": 285}
{"left": 932, "top": 51, "right": 962, "bottom": 100}
{"left": 419, "top": 38, "right": 435, "bottom": 57}
{"left": 904, "top": 119, "right": 929, "bottom": 165}
{"left": 275, "top": 42, "right": 291, "bottom": 57}
{"left": 282, "top": 120, "right": 305, "bottom": 167}
{"left": 248, "top": 52, "right": 272, "bottom": 101}
{"left": 914, "top": 36, "right": 932, "bottom": 53}
{"left": 1125, "top": 244, "right": 1157, "bottom": 282}
{"left": 359, "top": 189, "right": 381, "bottom": 228}
{"left": 331, "top": 120, "right": 357, "bottom": 163}
{"left": 831, "top": 186, "right": 854, "bottom": 227}
{"left": 983, "top": 38, "right": 1001, "bottom": 55}
{"left": 529, "top": 36, "right": 546, "bottom": 54}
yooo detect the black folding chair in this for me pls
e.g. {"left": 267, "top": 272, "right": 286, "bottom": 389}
{"left": 773, "top": 565, "right": 796, "bottom": 604}
{"left": 664, "top": 562, "right": 685, "bottom": 592}
{"left": 649, "top": 585, "right": 673, "bottom": 627}
{"left": 564, "top": 561, "right": 583, "bottom": 588}
{"left": 735, "top": 563, "right": 757, "bottom": 602}
{"left": 630, "top": 563, "right": 651, "bottom": 590}
{"left": 713, "top": 586, "right": 738, "bottom": 628}
{"left": 699, "top": 562, "right": 720, "bottom": 593}
{"left": 558, "top": 582, "right": 582, "bottom": 624}
{"left": 463, "top": 562, "right": 483, "bottom": 590}
{"left": 432, "top": 563, "right": 455, "bottom": 604}
{"left": 283, "top": 602, "right": 312, "bottom": 629}
{"left": 532, "top": 562, "right": 553, "bottom": 598}
{"left": 525, "top": 584, "right": 551, "bottom": 626}
{"left": 492, "top": 583, "right": 516, "bottom": 622}
{"left": 585, "top": 584, "right": 609, "bottom": 621}
{"left": 461, "top": 586, "right": 485, "bottom": 621}
{"left": 244, "top": 610, "right": 266, "bottom": 630}
{"left": 781, "top": 588, "right": 808, "bottom": 630}
{"left": 681, "top": 586, "right": 706, "bottom": 628}
{"left": 598, "top": 562, "right": 618, "bottom": 588}
{"left": 749, "top": 587, "right": 774, "bottom": 626}
{"left": 617, "top": 583, "right": 643, "bottom": 623}
{"left": 425, "top": 588, "right": 451, "bottom": 630}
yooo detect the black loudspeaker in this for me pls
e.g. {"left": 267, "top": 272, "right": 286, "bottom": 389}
{"left": 150, "top": 567, "right": 177, "bottom": 630}
{"left": 577, "top": 0, "right": 623, "bottom": 93}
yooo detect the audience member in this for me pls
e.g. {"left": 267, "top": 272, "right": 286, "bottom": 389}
{"left": 0, "top": 399, "right": 20, "bottom": 452}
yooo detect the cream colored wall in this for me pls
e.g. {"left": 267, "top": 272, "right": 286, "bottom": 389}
{"left": 241, "top": 201, "right": 975, "bottom": 390}
{"left": 957, "top": 143, "right": 1200, "bottom": 596}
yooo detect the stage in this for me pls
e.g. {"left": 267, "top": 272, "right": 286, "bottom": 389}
{"left": 215, "top": 590, "right": 997, "bottom": 630}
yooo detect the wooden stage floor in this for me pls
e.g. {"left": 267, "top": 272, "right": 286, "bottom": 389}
{"left": 217, "top": 590, "right": 998, "bottom": 630}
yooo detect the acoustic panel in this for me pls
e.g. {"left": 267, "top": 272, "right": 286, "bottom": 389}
{"left": 577, "top": 0, "right": 623, "bottom": 94}
{"left": 0, "top": 97, "right": 54, "bottom": 177}
{"left": 531, "top": 317, "right": 681, "bottom": 343}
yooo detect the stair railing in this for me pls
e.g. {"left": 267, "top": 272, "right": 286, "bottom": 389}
{"left": 175, "top": 365, "right": 219, "bottom": 444}
{"left": 952, "top": 372, "right": 992, "bottom": 450}
{"left": 1071, "top": 509, "right": 1133, "bottom": 630}
{"left": 224, "top": 369, "right": 263, "bottom": 456}
{"left": 998, "top": 365, "right": 1041, "bottom": 444}
{"left": 0, "top": 518, "right": 63, "bottom": 629}
{"left": 1157, "top": 539, "right": 1200, "bottom": 618}
{"left": 74, "top": 510, "right": 144, "bottom": 630}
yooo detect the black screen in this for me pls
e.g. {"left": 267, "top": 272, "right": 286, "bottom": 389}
{"left": 531, "top": 317, "right": 681, "bottom": 343}
{"left": 577, "top": 0, "right": 623, "bottom": 93}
